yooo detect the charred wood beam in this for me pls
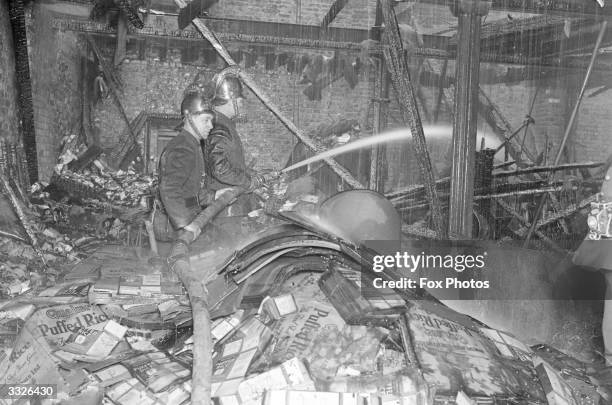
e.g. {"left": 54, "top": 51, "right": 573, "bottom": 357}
{"left": 53, "top": 16, "right": 450, "bottom": 50}
{"left": 475, "top": 15, "right": 608, "bottom": 58}
{"left": 54, "top": 17, "right": 612, "bottom": 75}
{"left": 115, "top": 0, "right": 144, "bottom": 28}
{"left": 191, "top": 19, "right": 366, "bottom": 189}
{"left": 380, "top": 0, "right": 445, "bottom": 238}
{"left": 493, "top": 198, "right": 566, "bottom": 253}
{"left": 390, "top": 177, "right": 573, "bottom": 203}
{"left": 9, "top": 0, "right": 38, "bottom": 184}
{"left": 114, "top": 12, "right": 128, "bottom": 65}
{"left": 396, "top": 0, "right": 612, "bottom": 17}
{"left": 486, "top": 21, "right": 612, "bottom": 60}
{"left": 54, "top": 18, "right": 378, "bottom": 50}
{"left": 532, "top": 193, "right": 598, "bottom": 232}
{"left": 321, "top": 0, "right": 350, "bottom": 28}
{"left": 0, "top": 173, "right": 49, "bottom": 266}
{"left": 369, "top": 58, "right": 389, "bottom": 193}
{"left": 167, "top": 15, "right": 383, "bottom": 45}
{"left": 67, "top": 0, "right": 612, "bottom": 17}
{"left": 448, "top": 0, "right": 489, "bottom": 239}
{"left": 478, "top": 88, "right": 537, "bottom": 164}
{"left": 493, "top": 161, "right": 605, "bottom": 177}
{"left": 178, "top": 0, "right": 217, "bottom": 29}
{"left": 395, "top": 184, "right": 577, "bottom": 209}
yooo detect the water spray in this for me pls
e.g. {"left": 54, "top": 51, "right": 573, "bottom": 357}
{"left": 281, "top": 129, "right": 415, "bottom": 175}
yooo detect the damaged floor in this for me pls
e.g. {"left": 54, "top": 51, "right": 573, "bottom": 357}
{"left": 0, "top": 151, "right": 610, "bottom": 404}
{"left": 1, "top": 197, "right": 611, "bottom": 404}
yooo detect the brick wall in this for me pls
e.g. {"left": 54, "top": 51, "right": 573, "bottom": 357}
{"left": 207, "top": 0, "right": 377, "bottom": 28}
{"left": 92, "top": 47, "right": 373, "bottom": 172}
{"left": 24, "top": 0, "right": 612, "bottom": 185}
{"left": 0, "top": 0, "right": 20, "bottom": 143}
{"left": 484, "top": 70, "right": 612, "bottom": 165}
{"left": 29, "top": 3, "right": 83, "bottom": 181}
{"left": 570, "top": 81, "right": 612, "bottom": 163}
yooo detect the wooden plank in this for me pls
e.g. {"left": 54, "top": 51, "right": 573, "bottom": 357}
{"left": 191, "top": 19, "right": 366, "bottom": 189}
{"left": 321, "top": 0, "right": 351, "bottom": 28}
{"left": 379, "top": 0, "right": 445, "bottom": 238}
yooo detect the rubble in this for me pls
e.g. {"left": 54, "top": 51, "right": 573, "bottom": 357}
{"left": 0, "top": 141, "right": 609, "bottom": 405}
{"left": 0, "top": 224, "right": 610, "bottom": 404}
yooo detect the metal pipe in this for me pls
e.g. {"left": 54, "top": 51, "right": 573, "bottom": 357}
{"left": 523, "top": 20, "right": 607, "bottom": 247}
{"left": 493, "top": 116, "right": 533, "bottom": 154}
{"left": 554, "top": 21, "right": 607, "bottom": 169}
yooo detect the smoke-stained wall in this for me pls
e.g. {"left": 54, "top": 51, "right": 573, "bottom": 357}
{"left": 0, "top": 0, "right": 20, "bottom": 143}
{"left": 29, "top": 3, "right": 83, "bottom": 181}
{"left": 21, "top": 0, "right": 612, "bottom": 186}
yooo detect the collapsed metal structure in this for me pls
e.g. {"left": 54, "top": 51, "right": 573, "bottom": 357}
{"left": 42, "top": 0, "right": 611, "bottom": 245}
{"left": 2, "top": 1, "right": 611, "bottom": 404}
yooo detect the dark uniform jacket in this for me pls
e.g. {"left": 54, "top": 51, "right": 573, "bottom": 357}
{"left": 158, "top": 130, "right": 205, "bottom": 229}
{"left": 204, "top": 113, "right": 252, "bottom": 190}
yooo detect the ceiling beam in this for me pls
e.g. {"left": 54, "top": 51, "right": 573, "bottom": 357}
{"left": 321, "top": 0, "right": 351, "bottom": 28}
{"left": 52, "top": 15, "right": 612, "bottom": 72}
{"left": 395, "top": 0, "right": 612, "bottom": 17}
{"left": 52, "top": 15, "right": 450, "bottom": 50}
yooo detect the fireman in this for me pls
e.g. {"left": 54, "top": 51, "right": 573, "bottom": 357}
{"left": 203, "top": 67, "right": 270, "bottom": 215}
{"left": 155, "top": 92, "right": 216, "bottom": 243}
{"left": 573, "top": 166, "right": 612, "bottom": 366}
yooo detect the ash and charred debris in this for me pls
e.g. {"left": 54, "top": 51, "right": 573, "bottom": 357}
{"left": 0, "top": 136, "right": 609, "bottom": 405}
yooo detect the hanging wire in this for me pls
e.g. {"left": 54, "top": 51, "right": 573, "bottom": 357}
{"left": 518, "top": 85, "right": 540, "bottom": 162}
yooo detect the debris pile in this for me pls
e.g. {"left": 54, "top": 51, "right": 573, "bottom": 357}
{"left": 0, "top": 139, "right": 609, "bottom": 405}
{"left": 49, "top": 133, "right": 156, "bottom": 208}
{"left": 0, "top": 217, "right": 611, "bottom": 405}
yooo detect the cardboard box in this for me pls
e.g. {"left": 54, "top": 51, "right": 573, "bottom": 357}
{"left": 28, "top": 303, "right": 111, "bottom": 347}
{"left": 106, "top": 378, "right": 164, "bottom": 405}
{"left": 38, "top": 281, "right": 92, "bottom": 299}
{"left": 212, "top": 316, "right": 272, "bottom": 383}
{"left": 480, "top": 328, "right": 531, "bottom": 361}
{"left": 319, "top": 266, "right": 404, "bottom": 327}
{"left": 91, "top": 275, "right": 184, "bottom": 301}
{"left": 211, "top": 379, "right": 243, "bottom": 404}
{"left": 533, "top": 357, "right": 577, "bottom": 405}
{"left": 259, "top": 294, "right": 298, "bottom": 321}
{"left": 263, "top": 390, "right": 366, "bottom": 405}
{"left": 105, "top": 373, "right": 191, "bottom": 405}
{"left": 237, "top": 358, "right": 315, "bottom": 404}
{"left": 62, "top": 319, "right": 127, "bottom": 358}
{"left": 456, "top": 391, "right": 476, "bottom": 405}
{"left": 92, "top": 364, "right": 131, "bottom": 387}
{"left": 211, "top": 310, "right": 244, "bottom": 342}
{"left": 264, "top": 390, "right": 433, "bottom": 405}
{"left": 122, "top": 351, "right": 190, "bottom": 393}
{"left": 0, "top": 324, "right": 74, "bottom": 395}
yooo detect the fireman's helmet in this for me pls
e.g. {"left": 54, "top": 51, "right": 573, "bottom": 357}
{"left": 212, "top": 67, "right": 245, "bottom": 106}
{"left": 181, "top": 91, "right": 214, "bottom": 118}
